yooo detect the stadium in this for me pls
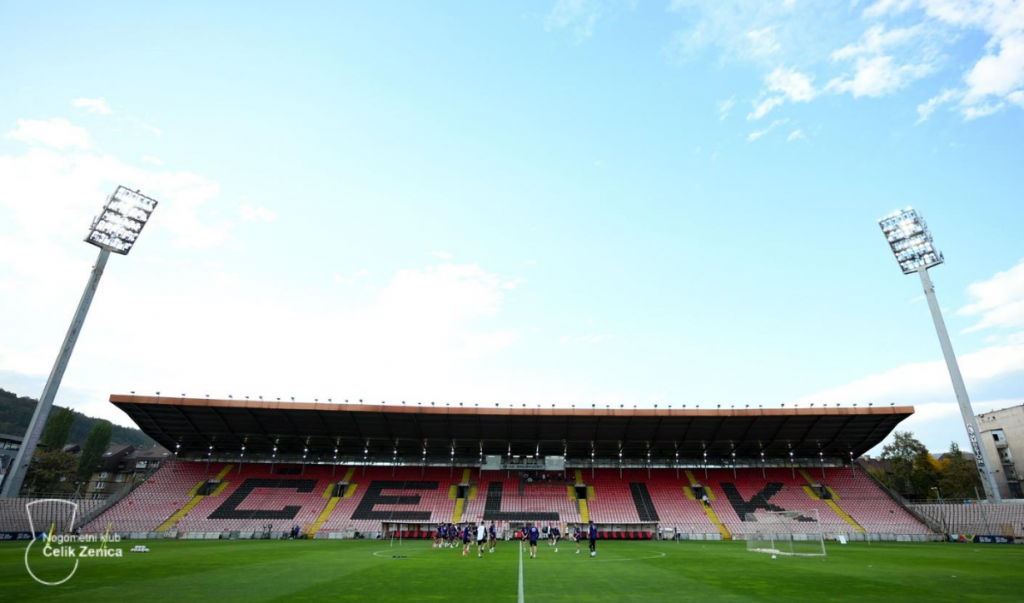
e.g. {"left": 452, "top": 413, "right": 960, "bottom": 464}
{"left": 3, "top": 394, "right": 1023, "bottom": 602}
{"left": 4, "top": 3, "right": 1024, "bottom": 602}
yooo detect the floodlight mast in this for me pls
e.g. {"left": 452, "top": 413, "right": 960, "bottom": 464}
{"left": 878, "top": 207, "right": 1001, "bottom": 503}
{"left": 0, "top": 186, "right": 158, "bottom": 499}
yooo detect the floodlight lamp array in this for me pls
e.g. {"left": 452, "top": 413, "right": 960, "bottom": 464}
{"left": 85, "top": 186, "right": 159, "bottom": 255}
{"left": 878, "top": 207, "right": 944, "bottom": 274}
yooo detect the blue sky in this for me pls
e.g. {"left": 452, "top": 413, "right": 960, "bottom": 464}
{"left": 1, "top": 0, "right": 1023, "bottom": 454}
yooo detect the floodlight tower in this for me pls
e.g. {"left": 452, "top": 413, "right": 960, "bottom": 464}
{"left": 0, "top": 186, "right": 158, "bottom": 498}
{"left": 878, "top": 207, "right": 1001, "bottom": 502}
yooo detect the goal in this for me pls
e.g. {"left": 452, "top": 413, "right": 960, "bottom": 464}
{"left": 744, "top": 510, "right": 826, "bottom": 557}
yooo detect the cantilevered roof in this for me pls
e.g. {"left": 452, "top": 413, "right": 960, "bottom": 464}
{"left": 110, "top": 395, "right": 913, "bottom": 461}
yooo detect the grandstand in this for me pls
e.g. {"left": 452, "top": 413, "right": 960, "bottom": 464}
{"left": 0, "top": 394, "right": 971, "bottom": 542}
{"left": 7, "top": 394, "right": 1020, "bottom": 543}
{"left": 910, "top": 502, "right": 1024, "bottom": 538}
{"left": 67, "top": 460, "right": 934, "bottom": 540}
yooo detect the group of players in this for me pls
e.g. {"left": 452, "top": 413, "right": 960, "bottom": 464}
{"left": 434, "top": 520, "right": 600, "bottom": 558}
{"left": 433, "top": 521, "right": 499, "bottom": 558}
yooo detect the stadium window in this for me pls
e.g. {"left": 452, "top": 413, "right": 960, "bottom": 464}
{"left": 98, "top": 472, "right": 109, "bottom": 479}
{"left": 95, "top": 482, "right": 106, "bottom": 490}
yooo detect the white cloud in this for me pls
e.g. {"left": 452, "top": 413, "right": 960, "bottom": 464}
{"left": 910, "top": 0, "right": 1024, "bottom": 118}
{"left": 717, "top": 97, "right": 736, "bottom": 121}
{"left": 748, "top": 96, "right": 785, "bottom": 120}
{"left": 747, "top": 129, "right": 768, "bottom": 142}
{"left": 72, "top": 98, "right": 113, "bottom": 115}
{"left": 958, "top": 258, "right": 1024, "bottom": 333}
{"left": 916, "top": 88, "right": 959, "bottom": 122}
{"left": 746, "top": 26, "right": 781, "bottom": 58}
{"left": 747, "top": 119, "right": 787, "bottom": 141}
{"left": 862, "top": 0, "right": 915, "bottom": 19}
{"left": 668, "top": 0, "right": 1024, "bottom": 123}
{"left": 830, "top": 24, "right": 923, "bottom": 61}
{"left": 827, "top": 55, "right": 933, "bottom": 97}
{"left": 433, "top": 250, "right": 455, "bottom": 260}
{"left": 791, "top": 339, "right": 1024, "bottom": 407}
{"left": 239, "top": 204, "right": 277, "bottom": 222}
{"left": 662, "top": 23, "right": 710, "bottom": 64}
{"left": 828, "top": 21, "right": 935, "bottom": 101}
{"left": 0, "top": 141, "right": 229, "bottom": 250}
{"left": 748, "top": 67, "right": 817, "bottom": 120}
{"left": 2, "top": 258, "right": 526, "bottom": 426}
{"left": 767, "top": 65, "right": 818, "bottom": 101}
{"left": 962, "top": 101, "right": 1006, "bottom": 119}
{"left": 544, "top": 0, "right": 636, "bottom": 42}
{"left": 141, "top": 123, "right": 164, "bottom": 138}
{"left": 5, "top": 118, "right": 90, "bottom": 149}
{"left": 918, "top": 0, "right": 1002, "bottom": 31}
{"left": 963, "top": 34, "right": 1024, "bottom": 104}
{"left": 664, "top": 0, "right": 836, "bottom": 66}
{"left": 141, "top": 155, "right": 164, "bottom": 166}
{"left": 786, "top": 128, "right": 806, "bottom": 141}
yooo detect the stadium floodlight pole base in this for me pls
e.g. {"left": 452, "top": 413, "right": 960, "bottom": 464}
{"left": 1, "top": 248, "right": 110, "bottom": 498}
{"left": 918, "top": 268, "right": 1001, "bottom": 502}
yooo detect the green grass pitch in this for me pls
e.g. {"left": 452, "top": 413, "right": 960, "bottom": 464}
{"left": 3, "top": 538, "right": 1022, "bottom": 602}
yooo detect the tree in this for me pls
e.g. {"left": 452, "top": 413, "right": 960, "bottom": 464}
{"left": 939, "top": 442, "right": 984, "bottom": 499}
{"left": 40, "top": 407, "right": 76, "bottom": 450}
{"left": 76, "top": 421, "right": 113, "bottom": 484}
{"left": 880, "top": 431, "right": 939, "bottom": 499}
{"left": 24, "top": 450, "right": 78, "bottom": 495}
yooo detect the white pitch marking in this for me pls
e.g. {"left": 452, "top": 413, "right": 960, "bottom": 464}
{"left": 518, "top": 539, "right": 525, "bottom": 603}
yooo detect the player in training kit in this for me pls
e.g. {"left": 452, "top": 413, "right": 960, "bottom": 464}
{"left": 574, "top": 524, "right": 583, "bottom": 554}
{"left": 488, "top": 521, "right": 497, "bottom": 553}
{"left": 462, "top": 524, "right": 472, "bottom": 557}
{"left": 435, "top": 523, "right": 444, "bottom": 548}
{"left": 476, "top": 523, "right": 488, "bottom": 558}
{"left": 550, "top": 525, "right": 561, "bottom": 552}
{"left": 588, "top": 521, "right": 598, "bottom": 557}
{"left": 528, "top": 523, "right": 540, "bottom": 558}
{"left": 448, "top": 523, "right": 457, "bottom": 548}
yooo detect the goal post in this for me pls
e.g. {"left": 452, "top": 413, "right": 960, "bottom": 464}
{"left": 744, "top": 510, "right": 826, "bottom": 557}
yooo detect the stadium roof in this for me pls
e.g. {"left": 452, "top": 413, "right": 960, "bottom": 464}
{"left": 111, "top": 395, "right": 913, "bottom": 462}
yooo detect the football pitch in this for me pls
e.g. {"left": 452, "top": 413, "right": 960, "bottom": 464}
{"left": 2, "top": 539, "right": 1022, "bottom": 602}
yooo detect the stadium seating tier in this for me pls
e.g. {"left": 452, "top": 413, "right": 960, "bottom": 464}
{"left": 76, "top": 462, "right": 933, "bottom": 537}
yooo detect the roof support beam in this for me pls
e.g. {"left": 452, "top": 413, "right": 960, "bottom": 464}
{"left": 169, "top": 405, "right": 212, "bottom": 449}
{"left": 125, "top": 403, "right": 174, "bottom": 448}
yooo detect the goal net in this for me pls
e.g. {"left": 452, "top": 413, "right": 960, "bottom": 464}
{"left": 744, "top": 510, "right": 826, "bottom": 557}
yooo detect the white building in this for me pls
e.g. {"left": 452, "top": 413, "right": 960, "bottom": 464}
{"left": 977, "top": 404, "right": 1024, "bottom": 499}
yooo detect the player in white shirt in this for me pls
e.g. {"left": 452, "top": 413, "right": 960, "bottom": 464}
{"left": 476, "top": 523, "right": 488, "bottom": 558}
